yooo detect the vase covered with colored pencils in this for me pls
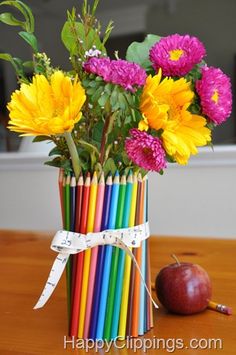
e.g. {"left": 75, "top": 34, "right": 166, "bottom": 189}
{"left": 1, "top": 0, "right": 232, "bottom": 342}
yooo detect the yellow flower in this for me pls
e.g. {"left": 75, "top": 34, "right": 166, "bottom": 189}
{"left": 162, "top": 105, "right": 211, "bottom": 164}
{"left": 139, "top": 70, "right": 211, "bottom": 165}
{"left": 7, "top": 71, "right": 86, "bottom": 136}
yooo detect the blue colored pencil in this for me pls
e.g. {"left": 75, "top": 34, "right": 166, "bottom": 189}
{"left": 110, "top": 172, "right": 133, "bottom": 339}
{"left": 96, "top": 171, "right": 120, "bottom": 340}
{"left": 89, "top": 173, "right": 113, "bottom": 339}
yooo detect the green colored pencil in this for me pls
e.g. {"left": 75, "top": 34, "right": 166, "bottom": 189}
{"left": 104, "top": 174, "right": 127, "bottom": 340}
{"left": 64, "top": 174, "right": 71, "bottom": 326}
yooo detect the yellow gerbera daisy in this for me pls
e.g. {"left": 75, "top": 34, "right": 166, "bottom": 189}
{"left": 139, "top": 70, "right": 211, "bottom": 164}
{"left": 7, "top": 70, "right": 86, "bottom": 136}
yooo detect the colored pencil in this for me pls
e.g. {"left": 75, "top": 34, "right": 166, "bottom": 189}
{"left": 146, "top": 176, "right": 153, "bottom": 328}
{"left": 126, "top": 175, "right": 141, "bottom": 336}
{"left": 83, "top": 173, "right": 105, "bottom": 338}
{"left": 70, "top": 175, "right": 76, "bottom": 232}
{"left": 75, "top": 173, "right": 91, "bottom": 338}
{"left": 119, "top": 173, "right": 138, "bottom": 339}
{"left": 58, "top": 168, "right": 64, "bottom": 225}
{"left": 96, "top": 172, "right": 120, "bottom": 340}
{"left": 138, "top": 176, "right": 146, "bottom": 335}
{"left": 110, "top": 172, "right": 133, "bottom": 339}
{"left": 104, "top": 174, "right": 126, "bottom": 340}
{"left": 131, "top": 174, "right": 144, "bottom": 337}
{"left": 90, "top": 173, "right": 112, "bottom": 339}
{"left": 64, "top": 174, "right": 72, "bottom": 327}
{"left": 78, "top": 172, "right": 97, "bottom": 338}
{"left": 70, "top": 175, "right": 77, "bottom": 310}
{"left": 70, "top": 174, "right": 84, "bottom": 337}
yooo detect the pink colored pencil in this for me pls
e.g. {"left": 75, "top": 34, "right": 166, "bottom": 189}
{"left": 83, "top": 172, "right": 105, "bottom": 338}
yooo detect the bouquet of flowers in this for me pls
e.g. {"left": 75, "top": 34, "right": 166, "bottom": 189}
{"left": 0, "top": 0, "right": 232, "bottom": 341}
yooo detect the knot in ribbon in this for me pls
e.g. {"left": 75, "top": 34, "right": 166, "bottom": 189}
{"left": 34, "top": 222, "right": 158, "bottom": 310}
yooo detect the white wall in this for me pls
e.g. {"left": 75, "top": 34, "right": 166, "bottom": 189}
{"left": 0, "top": 146, "right": 235, "bottom": 238}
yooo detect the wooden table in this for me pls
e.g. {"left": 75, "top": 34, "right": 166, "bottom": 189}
{"left": 0, "top": 230, "right": 235, "bottom": 354}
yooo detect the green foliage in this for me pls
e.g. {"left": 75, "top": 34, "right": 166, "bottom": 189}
{"left": 61, "top": 21, "right": 105, "bottom": 56}
{"left": 19, "top": 31, "right": 38, "bottom": 52}
{"left": 0, "top": 0, "right": 39, "bottom": 80}
{"left": 32, "top": 135, "right": 51, "bottom": 143}
{"left": 0, "top": 0, "right": 35, "bottom": 32}
{"left": 126, "top": 34, "right": 161, "bottom": 70}
{"left": 103, "top": 157, "right": 117, "bottom": 176}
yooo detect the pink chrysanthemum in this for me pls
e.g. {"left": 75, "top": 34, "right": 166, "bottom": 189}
{"left": 83, "top": 57, "right": 111, "bottom": 81}
{"left": 125, "top": 129, "right": 167, "bottom": 172}
{"left": 84, "top": 58, "right": 146, "bottom": 92}
{"left": 150, "top": 34, "right": 206, "bottom": 76}
{"left": 196, "top": 66, "right": 232, "bottom": 125}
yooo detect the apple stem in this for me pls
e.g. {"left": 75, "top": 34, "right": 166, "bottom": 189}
{"left": 171, "top": 254, "right": 181, "bottom": 266}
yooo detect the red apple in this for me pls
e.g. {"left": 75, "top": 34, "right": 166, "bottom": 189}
{"left": 155, "top": 255, "right": 212, "bottom": 315}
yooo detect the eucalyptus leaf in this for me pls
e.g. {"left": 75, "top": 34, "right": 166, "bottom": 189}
{"left": 98, "top": 92, "right": 109, "bottom": 107}
{"left": 126, "top": 34, "right": 161, "bottom": 69}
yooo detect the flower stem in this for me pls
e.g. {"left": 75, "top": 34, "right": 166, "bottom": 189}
{"left": 100, "top": 113, "right": 114, "bottom": 166}
{"left": 64, "top": 132, "right": 81, "bottom": 179}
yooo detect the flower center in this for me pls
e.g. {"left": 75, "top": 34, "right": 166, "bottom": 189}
{"left": 211, "top": 89, "right": 219, "bottom": 104}
{"left": 143, "top": 147, "right": 152, "bottom": 155}
{"left": 169, "top": 49, "right": 184, "bottom": 61}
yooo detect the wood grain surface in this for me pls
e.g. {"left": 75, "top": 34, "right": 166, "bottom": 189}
{"left": 0, "top": 230, "right": 235, "bottom": 354}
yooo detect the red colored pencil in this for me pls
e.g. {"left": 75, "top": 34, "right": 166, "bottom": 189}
{"left": 70, "top": 173, "right": 90, "bottom": 337}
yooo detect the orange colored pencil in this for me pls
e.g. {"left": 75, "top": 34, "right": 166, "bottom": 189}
{"left": 126, "top": 175, "right": 142, "bottom": 336}
{"left": 70, "top": 173, "right": 90, "bottom": 337}
{"left": 131, "top": 174, "right": 145, "bottom": 336}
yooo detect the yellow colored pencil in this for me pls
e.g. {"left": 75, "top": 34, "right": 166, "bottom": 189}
{"left": 118, "top": 173, "right": 138, "bottom": 339}
{"left": 78, "top": 171, "right": 98, "bottom": 338}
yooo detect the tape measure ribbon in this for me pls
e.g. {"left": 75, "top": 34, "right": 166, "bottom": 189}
{"left": 34, "top": 222, "right": 158, "bottom": 310}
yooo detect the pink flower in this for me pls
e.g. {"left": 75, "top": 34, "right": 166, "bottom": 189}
{"left": 196, "top": 66, "right": 232, "bottom": 125}
{"left": 84, "top": 58, "right": 146, "bottom": 92}
{"left": 109, "top": 60, "right": 147, "bottom": 91}
{"left": 83, "top": 57, "right": 111, "bottom": 81}
{"left": 125, "top": 129, "right": 167, "bottom": 172}
{"left": 150, "top": 34, "right": 206, "bottom": 76}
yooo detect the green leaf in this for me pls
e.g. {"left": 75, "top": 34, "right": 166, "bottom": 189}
{"left": 98, "top": 92, "right": 109, "bottom": 107}
{"left": 23, "top": 60, "right": 34, "bottom": 70}
{"left": 78, "top": 140, "right": 99, "bottom": 156}
{"left": 61, "top": 21, "right": 106, "bottom": 55}
{"left": 0, "top": 12, "right": 25, "bottom": 28}
{"left": 126, "top": 34, "right": 161, "bottom": 69}
{"left": 19, "top": 31, "right": 38, "bottom": 52}
{"left": 92, "top": 120, "right": 104, "bottom": 143}
{"left": 0, "top": 53, "right": 13, "bottom": 62}
{"left": 0, "top": 53, "right": 25, "bottom": 77}
{"left": 48, "top": 146, "right": 61, "bottom": 156}
{"left": 45, "top": 157, "right": 72, "bottom": 172}
{"left": 103, "top": 157, "right": 117, "bottom": 176}
{"left": 32, "top": 135, "right": 51, "bottom": 143}
{"left": 118, "top": 93, "right": 127, "bottom": 111}
{"left": 0, "top": 0, "right": 35, "bottom": 32}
